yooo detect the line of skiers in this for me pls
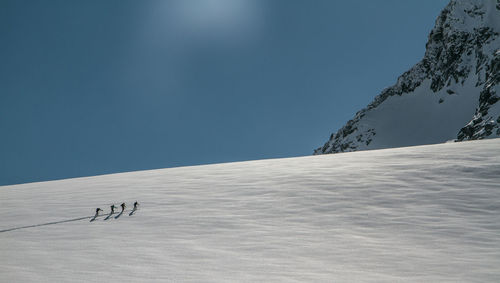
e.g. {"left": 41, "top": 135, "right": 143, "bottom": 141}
{"left": 94, "top": 201, "right": 139, "bottom": 218}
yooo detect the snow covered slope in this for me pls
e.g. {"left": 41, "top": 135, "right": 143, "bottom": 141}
{"left": 1, "top": 138, "right": 500, "bottom": 282}
{"left": 315, "top": 0, "right": 500, "bottom": 154}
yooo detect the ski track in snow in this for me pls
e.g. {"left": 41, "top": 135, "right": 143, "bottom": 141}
{"left": 1, "top": 139, "right": 500, "bottom": 282}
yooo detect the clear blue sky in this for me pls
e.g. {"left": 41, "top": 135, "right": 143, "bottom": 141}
{"left": 0, "top": 0, "right": 449, "bottom": 185}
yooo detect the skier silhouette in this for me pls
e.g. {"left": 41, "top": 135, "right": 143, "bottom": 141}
{"left": 130, "top": 201, "right": 139, "bottom": 216}
{"left": 120, "top": 203, "right": 126, "bottom": 212}
{"left": 110, "top": 204, "right": 116, "bottom": 214}
{"left": 91, "top": 208, "right": 102, "bottom": 222}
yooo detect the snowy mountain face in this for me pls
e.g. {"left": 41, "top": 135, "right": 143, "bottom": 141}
{"left": 315, "top": 0, "right": 500, "bottom": 155}
{"left": 1, "top": 139, "right": 500, "bottom": 282}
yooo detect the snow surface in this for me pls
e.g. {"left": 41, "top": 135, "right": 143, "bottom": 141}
{"left": 451, "top": 0, "right": 500, "bottom": 33}
{"left": 350, "top": 76, "right": 481, "bottom": 151}
{"left": 1, "top": 139, "right": 500, "bottom": 282}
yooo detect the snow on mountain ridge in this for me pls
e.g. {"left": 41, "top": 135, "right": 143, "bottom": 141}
{"left": 447, "top": 0, "right": 499, "bottom": 33}
{"left": 315, "top": 0, "right": 500, "bottom": 155}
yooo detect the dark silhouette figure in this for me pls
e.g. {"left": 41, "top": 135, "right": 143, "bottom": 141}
{"left": 115, "top": 203, "right": 126, "bottom": 219}
{"left": 90, "top": 208, "right": 102, "bottom": 222}
{"left": 105, "top": 205, "right": 116, "bottom": 220}
{"left": 130, "top": 201, "right": 139, "bottom": 216}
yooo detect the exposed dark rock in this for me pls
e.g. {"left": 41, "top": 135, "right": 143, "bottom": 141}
{"left": 315, "top": 0, "right": 500, "bottom": 155}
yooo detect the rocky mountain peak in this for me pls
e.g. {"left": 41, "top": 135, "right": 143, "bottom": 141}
{"left": 315, "top": 0, "right": 500, "bottom": 155}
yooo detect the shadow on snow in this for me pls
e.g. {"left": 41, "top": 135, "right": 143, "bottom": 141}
{"left": 0, "top": 216, "right": 91, "bottom": 233}
{"left": 1, "top": 209, "right": 138, "bottom": 233}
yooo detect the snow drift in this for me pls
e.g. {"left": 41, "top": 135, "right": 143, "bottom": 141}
{"left": 1, "top": 138, "right": 500, "bottom": 282}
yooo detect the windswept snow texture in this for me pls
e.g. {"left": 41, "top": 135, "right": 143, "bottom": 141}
{"left": 1, "top": 139, "right": 500, "bottom": 282}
